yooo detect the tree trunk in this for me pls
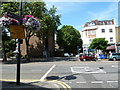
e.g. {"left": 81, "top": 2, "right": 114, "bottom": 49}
{"left": 45, "top": 36, "right": 49, "bottom": 58}
{"left": 2, "top": 41, "right": 7, "bottom": 62}
{"left": 25, "top": 38, "right": 30, "bottom": 62}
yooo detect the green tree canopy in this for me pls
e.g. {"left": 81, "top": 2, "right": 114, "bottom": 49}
{"left": 89, "top": 38, "right": 109, "bottom": 53}
{"left": 57, "top": 25, "right": 82, "bottom": 54}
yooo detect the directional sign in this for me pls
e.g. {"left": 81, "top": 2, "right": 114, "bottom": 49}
{"left": 10, "top": 25, "right": 25, "bottom": 39}
{"left": 7, "top": 11, "right": 22, "bottom": 20}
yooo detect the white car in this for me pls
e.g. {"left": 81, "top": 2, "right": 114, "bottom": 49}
{"left": 64, "top": 53, "right": 70, "bottom": 57}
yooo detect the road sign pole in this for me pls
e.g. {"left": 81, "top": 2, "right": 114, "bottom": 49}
{"left": 16, "top": 0, "right": 22, "bottom": 85}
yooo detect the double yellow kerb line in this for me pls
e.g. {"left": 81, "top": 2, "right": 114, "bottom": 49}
{"left": 0, "top": 79, "right": 72, "bottom": 90}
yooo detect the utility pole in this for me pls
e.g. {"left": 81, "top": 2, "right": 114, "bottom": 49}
{"left": 16, "top": 0, "right": 22, "bottom": 85}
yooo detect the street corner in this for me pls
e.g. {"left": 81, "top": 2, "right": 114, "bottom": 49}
{"left": 1, "top": 79, "right": 71, "bottom": 90}
{"left": 0, "top": 79, "right": 59, "bottom": 90}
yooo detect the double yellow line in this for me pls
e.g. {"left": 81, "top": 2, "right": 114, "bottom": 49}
{"left": 0, "top": 79, "right": 72, "bottom": 90}
{"left": 45, "top": 80, "right": 72, "bottom": 90}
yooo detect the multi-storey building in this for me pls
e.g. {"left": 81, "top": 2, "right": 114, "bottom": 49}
{"left": 115, "top": 26, "right": 120, "bottom": 53}
{"left": 81, "top": 19, "right": 116, "bottom": 54}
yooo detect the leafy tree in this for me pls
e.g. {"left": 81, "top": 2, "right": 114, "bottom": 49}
{"left": 57, "top": 25, "right": 82, "bottom": 55}
{"left": 1, "top": 2, "right": 61, "bottom": 60}
{"left": 1, "top": 2, "right": 19, "bottom": 61}
{"left": 22, "top": 2, "right": 47, "bottom": 60}
{"left": 2, "top": 28, "right": 16, "bottom": 61}
{"left": 89, "top": 38, "right": 109, "bottom": 53}
{"left": 37, "top": 5, "right": 61, "bottom": 57}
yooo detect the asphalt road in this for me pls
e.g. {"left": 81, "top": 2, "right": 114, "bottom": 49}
{"left": 1, "top": 59, "right": 119, "bottom": 89}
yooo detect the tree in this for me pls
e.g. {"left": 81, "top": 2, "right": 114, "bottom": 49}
{"left": 56, "top": 25, "right": 82, "bottom": 55}
{"left": 89, "top": 38, "right": 109, "bottom": 54}
{"left": 1, "top": 2, "right": 18, "bottom": 61}
{"left": 36, "top": 5, "right": 61, "bottom": 57}
{"left": 2, "top": 28, "right": 16, "bottom": 61}
{"left": 1, "top": 2, "right": 61, "bottom": 60}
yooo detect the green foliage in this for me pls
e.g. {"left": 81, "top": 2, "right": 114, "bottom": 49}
{"left": 1, "top": 2, "right": 19, "bottom": 15}
{"left": 2, "top": 29, "right": 16, "bottom": 57}
{"left": 89, "top": 38, "right": 109, "bottom": 52}
{"left": 57, "top": 25, "right": 82, "bottom": 54}
{"left": 37, "top": 5, "right": 61, "bottom": 39}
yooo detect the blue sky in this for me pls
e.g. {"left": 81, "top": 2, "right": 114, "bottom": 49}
{"left": 45, "top": 1, "right": 118, "bottom": 31}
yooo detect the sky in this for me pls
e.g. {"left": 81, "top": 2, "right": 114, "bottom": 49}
{"left": 45, "top": 1, "right": 118, "bottom": 31}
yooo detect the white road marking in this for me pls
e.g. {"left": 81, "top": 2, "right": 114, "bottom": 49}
{"left": 91, "top": 81, "right": 103, "bottom": 84}
{"left": 76, "top": 82, "right": 86, "bottom": 83}
{"left": 40, "top": 64, "right": 56, "bottom": 81}
{"left": 112, "top": 65, "right": 118, "bottom": 68}
{"left": 71, "top": 67, "right": 106, "bottom": 74}
{"left": 107, "top": 81, "right": 118, "bottom": 83}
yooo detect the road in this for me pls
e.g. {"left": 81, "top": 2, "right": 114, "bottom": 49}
{"left": 1, "top": 59, "right": 119, "bottom": 89}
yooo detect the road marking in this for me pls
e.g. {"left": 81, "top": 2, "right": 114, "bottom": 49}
{"left": 107, "top": 81, "right": 118, "bottom": 83}
{"left": 0, "top": 79, "right": 40, "bottom": 82}
{"left": 112, "top": 65, "right": 118, "bottom": 68}
{"left": 49, "top": 80, "right": 72, "bottom": 90}
{"left": 40, "top": 64, "right": 56, "bottom": 81}
{"left": 76, "top": 82, "right": 86, "bottom": 83}
{"left": 71, "top": 67, "right": 106, "bottom": 74}
{"left": 91, "top": 81, "right": 103, "bottom": 84}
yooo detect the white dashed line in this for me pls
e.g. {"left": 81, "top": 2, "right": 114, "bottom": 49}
{"left": 71, "top": 67, "right": 106, "bottom": 74}
{"left": 112, "top": 65, "right": 118, "bottom": 68}
{"left": 76, "top": 82, "right": 86, "bottom": 84}
{"left": 91, "top": 81, "right": 103, "bottom": 84}
{"left": 107, "top": 81, "right": 118, "bottom": 83}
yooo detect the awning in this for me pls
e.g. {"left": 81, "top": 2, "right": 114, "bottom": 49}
{"left": 106, "top": 46, "right": 115, "bottom": 50}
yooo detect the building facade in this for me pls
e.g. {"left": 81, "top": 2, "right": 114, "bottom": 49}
{"left": 20, "top": 33, "right": 55, "bottom": 58}
{"left": 81, "top": 19, "right": 116, "bottom": 54}
{"left": 115, "top": 26, "right": 120, "bottom": 53}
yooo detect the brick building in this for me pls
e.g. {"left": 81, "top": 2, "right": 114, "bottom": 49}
{"left": 20, "top": 33, "right": 55, "bottom": 58}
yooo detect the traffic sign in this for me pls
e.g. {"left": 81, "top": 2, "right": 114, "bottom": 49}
{"left": 10, "top": 25, "right": 25, "bottom": 39}
{"left": 7, "top": 11, "right": 22, "bottom": 20}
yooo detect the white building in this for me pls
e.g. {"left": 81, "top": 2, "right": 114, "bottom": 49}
{"left": 81, "top": 19, "right": 116, "bottom": 54}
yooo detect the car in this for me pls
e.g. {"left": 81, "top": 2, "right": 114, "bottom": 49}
{"left": 79, "top": 53, "right": 96, "bottom": 61}
{"left": 64, "top": 53, "right": 70, "bottom": 57}
{"left": 109, "top": 53, "right": 120, "bottom": 61}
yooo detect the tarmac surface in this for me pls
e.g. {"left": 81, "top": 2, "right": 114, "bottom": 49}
{"left": 0, "top": 57, "right": 117, "bottom": 90}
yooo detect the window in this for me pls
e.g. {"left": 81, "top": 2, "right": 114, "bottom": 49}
{"left": 101, "top": 29, "right": 105, "bottom": 33}
{"left": 110, "top": 37, "right": 113, "bottom": 42}
{"left": 109, "top": 29, "right": 113, "bottom": 32}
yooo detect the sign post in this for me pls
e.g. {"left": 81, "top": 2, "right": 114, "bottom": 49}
{"left": 16, "top": 0, "right": 22, "bottom": 85}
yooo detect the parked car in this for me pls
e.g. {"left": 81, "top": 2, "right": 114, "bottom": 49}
{"left": 109, "top": 53, "right": 120, "bottom": 61}
{"left": 64, "top": 53, "right": 70, "bottom": 57}
{"left": 79, "top": 54, "right": 96, "bottom": 61}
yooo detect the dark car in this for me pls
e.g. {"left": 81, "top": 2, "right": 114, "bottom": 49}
{"left": 79, "top": 54, "right": 96, "bottom": 61}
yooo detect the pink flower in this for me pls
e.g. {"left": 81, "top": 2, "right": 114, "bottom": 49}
{"left": 24, "top": 15, "right": 34, "bottom": 18}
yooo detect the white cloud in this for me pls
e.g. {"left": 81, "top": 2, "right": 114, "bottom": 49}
{"left": 45, "top": 2, "right": 87, "bottom": 15}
